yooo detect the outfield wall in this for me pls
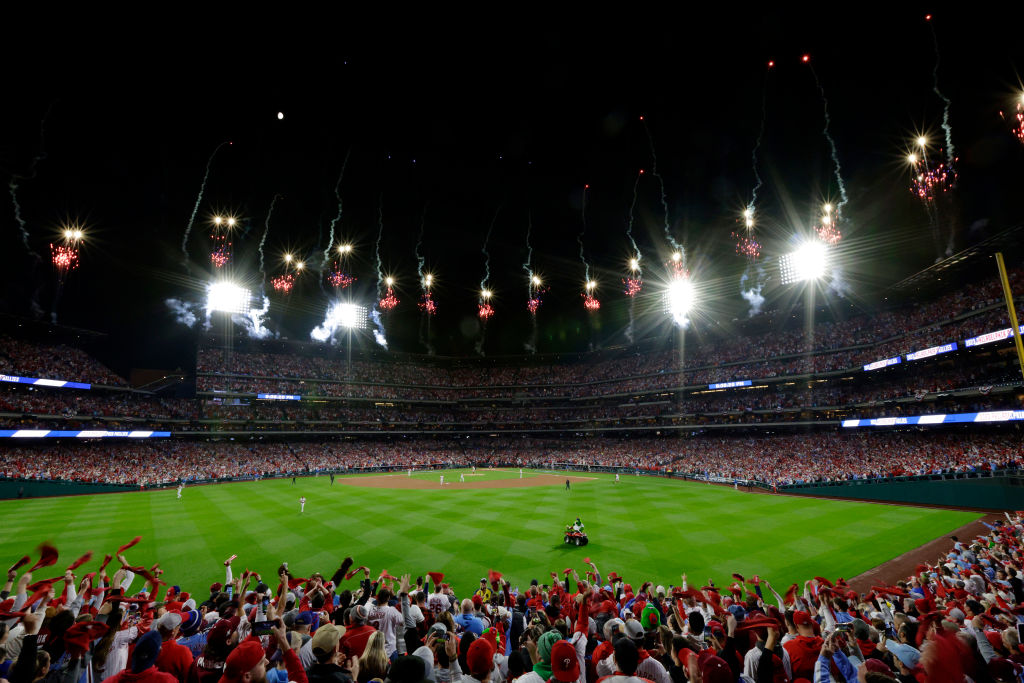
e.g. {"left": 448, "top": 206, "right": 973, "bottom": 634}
{"left": 779, "top": 473, "right": 1024, "bottom": 510}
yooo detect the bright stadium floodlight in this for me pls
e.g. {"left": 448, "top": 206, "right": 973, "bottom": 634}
{"left": 336, "top": 302, "right": 367, "bottom": 329}
{"left": 206, "top": 282, "right": 252, "bottom": 314}
{"left": 778, "top": 240, "right": 828, "bottom": 285}
{"left": 311, "top": 301, "right": 367, "bottom": 342}
{"left": 665, "top": 276, "right": 695, "bottom": 327}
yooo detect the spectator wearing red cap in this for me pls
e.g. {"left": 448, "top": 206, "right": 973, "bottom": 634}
{"left": 154, "top": 611, "right": 194, "bottom": 683}
{"left": 783, "top": 611, "right": 823, "bottom": 681}
{"left": 466, "top": 638, "right": 495, "bottom": 683}
{"left": 218, "top": 640, "right": 267, "bottom": 683}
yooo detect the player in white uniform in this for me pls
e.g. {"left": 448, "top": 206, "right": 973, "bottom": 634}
{"left": 177, "top": 483, "right": 184, "bottom": 499}
{"left": 300, "top": 496, "right": 306, "bottom": 513}
{"left": 440, "top": 474, "right": 445, "bottom": 486}
{"left": 519, "top": 468, "right": 523, "bottom": 478}
{"left": 460, "top": 473, "right": 465, "bottom": 482}
{"left": 615, "top": 473, "right": 620, "bottom": 484}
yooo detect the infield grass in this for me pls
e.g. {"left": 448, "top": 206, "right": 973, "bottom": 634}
{"left": 0, "top": 469, "right": 979, "bottom": 596}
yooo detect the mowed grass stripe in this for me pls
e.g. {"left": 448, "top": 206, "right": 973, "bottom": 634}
{"left": 0, "top": 471, "right": 978, "bottom": 593}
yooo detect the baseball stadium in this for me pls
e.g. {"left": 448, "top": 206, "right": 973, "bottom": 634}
{"left": 2, "top": 12, "right": 1024, "bottom": 683}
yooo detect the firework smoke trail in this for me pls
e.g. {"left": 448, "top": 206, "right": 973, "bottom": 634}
{"left": 321, "top": 148, "right": 352, "bottom": 271}
{"left": 748, "top": 64, "right": 772, "bottom": 215}
{"left": 415, "top": 204, "right": 428, "bottom": 281}
{"left": 415, "top": 204, "right": 430, "bottom": 352}
{"left": 740, "top": 264, "right": 767, "bottom": 317}
{"left": 371, "top": 193, "right": 393, "bottom": 352}
{"left": 577, "top": 184, "right": 590, "bottom": 282}
{"left": 181, "top": 140, "right": 230, "bottom": 273}
{"left": 375, "top": 192, "right": 385, "bottom": 297}
{"left": 475, "top": 205, "right": 501, "bottom": 356}
{"left": 479, "top": 204, "right": 500, "bottom": 292}
{"left": 258, "top": 194, "right": 282, "bottom": 291}
{"left": 928, "top": 17, "right": 955, "bottom": 167}
{"left": 8, "top": 104, "right": 54, "bottom": 261}
{"left": 523, "top": 210, "right": 537, "bottom": 353}
{"left": 640, "top": 117, "right": 681, "bottom": 253}
{"left": 807, "top": 63, "right": 849, "bottom": 218}
{"left": 624, "top": 171, "right": 643, "bottom": 343}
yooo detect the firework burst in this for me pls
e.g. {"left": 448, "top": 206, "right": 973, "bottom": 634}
{"left": 582, "top": 280, "right": 600, "bottom": 311}
{"left": 209, "top": 215, "right": 236, "bottom": 268}
{"left": 732, "top": 232, "right": 761, "bottom": 258}
{"left": 1013, "top": 97, "right": 1024, "bottom": 143}
{"left": 478, "top": 302, "right": 494, "bottom": 319}
{"left": 418, "top": 292, "right": 437, "bottom": 315}
{"left": 328, "top": 269, "right": 356, "bottom": 288}
{"left": 908, "top": 146, "right": 956, "bottom": 201}
{"left": 271, "top": 274, "right": 295, "bottom": 294}
{"left": 379, "top": 287, "right": 399, "bottom": 311}
{"left": 50, "top": 243, "right": 79, "bottom": 272}
{"left": 623, "top": 277, "right": 642, "bottom": 297}
{"left": 813, "top": 204, "right": 842, "bottom": 245}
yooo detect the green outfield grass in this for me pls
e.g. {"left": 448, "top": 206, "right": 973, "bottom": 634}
{"left": 0, "top": 469, "right": 979, "bottom": 596}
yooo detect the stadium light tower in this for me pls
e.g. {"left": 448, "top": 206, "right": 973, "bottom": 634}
{"left": 778, "top": 240, "right": 829, "bottom": 285}
{"left": 666, "top": 276, "right": 695, "bottom": 327}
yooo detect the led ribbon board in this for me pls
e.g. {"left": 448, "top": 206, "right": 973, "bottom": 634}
{"left": 841, "top": 410, "right": 1024, "bottom": 428}
{"left": 708, "top": 380, "right": 752, "bottom": 390}
{"left": 1, "top": 374, "right": 91, "bottom": 390}
{"left": 0, "top": 430, "right": 172, "bottom": 438}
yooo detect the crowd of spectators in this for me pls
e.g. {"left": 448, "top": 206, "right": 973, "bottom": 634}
{"left": 0, "top": 335, "right": 126, "bottom": 386}
{"left": 2, "top": 498, "right": 1024, "bottom": 683}
{"left": 196, "top": 299, "right": 1022, "bottom": 402}
{"left": 5, "top": 352, "right": 1018, "bottom": 434}
{"left": 1, "top": 431, "right": 1019, "bottom": 487}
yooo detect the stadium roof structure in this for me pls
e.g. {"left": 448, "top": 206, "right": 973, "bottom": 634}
{"left": 888, "top": 224, "right": 1024, "bottom": 293}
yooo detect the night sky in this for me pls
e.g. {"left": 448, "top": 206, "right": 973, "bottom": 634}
{"left": 1, "top": 11, "right": 1022, "bottom": 374}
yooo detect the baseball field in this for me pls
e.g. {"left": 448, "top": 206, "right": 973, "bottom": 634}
{"left": 0, "top": 468, "right": 980, "bottom": 596}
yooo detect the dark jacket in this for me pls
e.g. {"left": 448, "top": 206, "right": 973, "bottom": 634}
{"left": 306, "top": 662, "right": 354, "bottom": 683}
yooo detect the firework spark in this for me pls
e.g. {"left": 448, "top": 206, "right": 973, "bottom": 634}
{"left": 1014, "top": 98, "right": 1024, "bottom": 143}
{"left": 908, "top": 143, "right": 956, "bottom": 201}
{"left": 328, "top": 269, "right": 356, "bottom": 288}
{"left": 813, "top": 204, "right": 842, "bottom": 246}
{"left": 50, "top": 243, "right": 79, "bottom": 272}
{"left": 623, "top": 277, "right": 642, "bottom": 297}
{"left": 379, "top": 287, "right": 399, "bottom": 311}
{"left": 209, "top": 215, "right": 236, "bottom": 268}
{"left": 418, "top": 292, "right": 437, "bottom": 315}
{"left": 478, "top": 302, "right": 494, "bottom": 320}
{"left": 582, "top": 280, "right": 600, "bottom": 311}
{"left": 271, "top": 274, "right": 295, "bottom": 294}
{"left": 732, "top": 232, "right": 761, "bottom": 258}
